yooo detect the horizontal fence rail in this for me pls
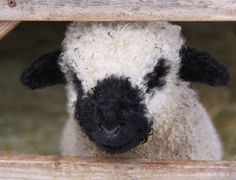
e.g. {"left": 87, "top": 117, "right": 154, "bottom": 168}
{"left": 0, "top": 155, "right": 235, "bottom": 179}
{"left": 0, "top": 0, "right": 236, "bottom": 21}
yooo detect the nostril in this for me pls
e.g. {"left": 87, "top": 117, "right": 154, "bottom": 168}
{"left": 100, "top": 125, "right": 120, "bottom": 136}
{"left": 120, "top": 122, "right": 126, "bottom": 127}
{"left": 113, "top": 126, "right": 121, "bottom": 134}
{"left": 98, "top": 123, "right": 103, "bottom": 132}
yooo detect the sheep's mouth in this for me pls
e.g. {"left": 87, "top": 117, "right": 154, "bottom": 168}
{"left": 94, "top": 131, "right": 152, "bottom": 154}
{"left": 74, "top": 75, "right": 154, "bottom": 154}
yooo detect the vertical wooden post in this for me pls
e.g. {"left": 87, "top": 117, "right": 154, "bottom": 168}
{"left": 0, "top": 21, "right": 20, "bottom": 40}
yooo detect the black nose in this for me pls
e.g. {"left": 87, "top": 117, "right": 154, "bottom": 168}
{"left": 99, "top": 124, "right": 120, "bottom": 137}
{"left": 75, "top": 75, "right": 151, "bottom": 153}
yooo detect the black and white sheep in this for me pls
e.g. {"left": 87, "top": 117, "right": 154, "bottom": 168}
{"left": 21, "top": 22, "right": 229, "bottom": 160}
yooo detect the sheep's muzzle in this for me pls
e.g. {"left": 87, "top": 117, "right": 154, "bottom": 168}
{"left": 74, "top": 75, "right": 152, "bottom": 153}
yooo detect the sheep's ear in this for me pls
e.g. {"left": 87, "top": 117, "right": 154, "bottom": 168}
{"left": 20, "top": 50, "right": 65, "bottom": 89}
{"left": 179, "top": 47, "right": 230, "bottom": 86}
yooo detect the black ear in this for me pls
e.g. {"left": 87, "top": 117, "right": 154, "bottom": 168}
{"left": 179, "top": 47, "right": 230, "bottom": 86}
{"left": 20, "top": 50, "right": 65, "bottom": 89}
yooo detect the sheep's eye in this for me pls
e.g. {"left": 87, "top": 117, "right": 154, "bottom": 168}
{"left": 72, "top": 73, "right": 84, "bottom": 96}
{"left": 144, "top": 58, "right": 170, "bottom": 92}
{"left": 148, "top": 72, "right": 157, "bottom": 78}
{"left": 120, "top": 122, "right": 126, "bottom": 126}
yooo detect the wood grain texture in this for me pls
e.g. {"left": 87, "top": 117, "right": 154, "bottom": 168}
{"left": 0, "top": 21, "right": 20, "bottom": 40}
{"left": 0, "top": 0, "right": 236, "bottom": 21}
{"left": 0, "top": 155, "right": 235, "bottom": 179}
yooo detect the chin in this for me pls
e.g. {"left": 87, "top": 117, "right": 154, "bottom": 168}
{"left": 93, "top": 131, "right": 151, "bottom": 154}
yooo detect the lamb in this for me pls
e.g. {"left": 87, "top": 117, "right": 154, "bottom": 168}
{"left": 20, "top": 22, "right": 229, "bottom": 160}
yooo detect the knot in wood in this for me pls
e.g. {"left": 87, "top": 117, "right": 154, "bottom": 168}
{"left": 8, "top": 0, "right": 16, "bottom": 8}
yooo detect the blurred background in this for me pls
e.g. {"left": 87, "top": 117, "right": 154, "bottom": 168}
{"left": 0, "top": 22, "right": 235, "bottom": 160}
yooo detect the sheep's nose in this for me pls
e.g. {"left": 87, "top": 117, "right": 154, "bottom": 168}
{"left": 99, "top": 124, "right": 120, "bottom": 137}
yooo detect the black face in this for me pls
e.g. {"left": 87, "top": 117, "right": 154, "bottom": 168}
{"left": 74, "top": 76, "right": 152, "bottom": 153}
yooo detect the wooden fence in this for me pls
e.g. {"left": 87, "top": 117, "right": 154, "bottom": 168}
{"left": 0, "top": 0, "right": 236, "bottom": 21}
{"left": 0, "top": 0, "right": 236, "bottom": 179}
{"left": 0, "top": 155, "right": 234, "bottom": 179}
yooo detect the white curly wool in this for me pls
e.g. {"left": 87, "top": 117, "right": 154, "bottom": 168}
{"left": 59, "top": 22, "right": 223, "bottom": 160}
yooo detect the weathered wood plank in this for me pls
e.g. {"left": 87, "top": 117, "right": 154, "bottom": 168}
{"left": 0, "top": 155, "right": 235, "bottom": 179}
{"left": 0, "top": 0, "right": 236, "bottom": 21}
{"left": 0, "top": 21, "right": 20, "bottom": 40}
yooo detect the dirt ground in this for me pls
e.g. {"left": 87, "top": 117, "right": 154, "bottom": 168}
{"left": 0, "top": 22, "right": 235, "bottom": 160}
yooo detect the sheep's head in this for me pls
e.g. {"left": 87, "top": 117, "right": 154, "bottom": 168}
{"left": 21, "top": 22, "right": 229, "bottom": 154}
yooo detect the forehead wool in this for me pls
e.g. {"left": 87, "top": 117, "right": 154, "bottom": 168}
{"left": 61, "top": 22, "right": 184, "bottom": 92}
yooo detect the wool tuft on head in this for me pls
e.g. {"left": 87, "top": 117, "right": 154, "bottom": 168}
{"left": 21, "top": 22, "right": 229, "bottom": 160}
